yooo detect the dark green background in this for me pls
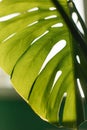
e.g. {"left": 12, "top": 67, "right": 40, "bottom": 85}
{"left": 0, "top": 99, "right": 59, "bottom": 130}
{"left": 0, "top": 92, "right": 87, "bottom": 130}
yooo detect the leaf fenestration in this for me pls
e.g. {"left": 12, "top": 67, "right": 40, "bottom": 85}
{"left": 0, "top": 0, "right": 87, "bottom": 129}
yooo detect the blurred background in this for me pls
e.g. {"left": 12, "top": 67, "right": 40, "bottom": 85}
{"left": 0, "top": 0, "right": 87, "bottom": 130}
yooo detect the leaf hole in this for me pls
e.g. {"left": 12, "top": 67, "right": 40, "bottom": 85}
{"left": 51, "top": 23, "right": 63, "bottom": 28}
{"left": 76, "top": 21, "right": 84, "bottom": 34}
{"left": 0, "top": 13, "right": 21, "bottom": 22}
{"left": 27, "top": 21, "right": 38, "bottom": 27}
{"left": 72, "top": 12, "right": 78, "bottom": 23}
{"left": 49, "top": 7, "right": 56, "bottom": 11}
{"left": 31, "top": 30, "right": 49, "bottom": 45}
{"left": 44, "top": 15, "right": 57, "bottom": 20}
{"left": 50, "top": 70, "right": 62, "bottom": 93}
{"left": 59, "top": 92, "right": 67, "bottom": 125}
{"left": 2, "top": 33, "right": 16, "bottom": 43}
{"left": 27, "top": 7, "right": 39, "bottom": 12}
{"left": 39, "top": 40, "right": 66, "bottom": 73}
{"left": 77, "top": 78, "right": 85, "bottom": 98}
{"left": 72, "top": 12, "right": 84, "bottom": 34}
{"left": 76, "top": 55, "right": 81, "bottom": 64}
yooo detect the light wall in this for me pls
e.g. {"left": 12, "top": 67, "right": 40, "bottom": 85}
{"left": 74, "top": 0, "right": 85, "bottom": 21}
{"left": 84, "top": 0, "right": 87, "bottom": 24}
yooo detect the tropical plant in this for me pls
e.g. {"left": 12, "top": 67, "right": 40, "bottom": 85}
{"left": 0, "top": 0, "right": 87, "bottom": 129}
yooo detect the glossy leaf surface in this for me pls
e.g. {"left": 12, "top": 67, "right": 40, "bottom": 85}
{"left": 0, "top": 0, "right": 87, "bottom": 129}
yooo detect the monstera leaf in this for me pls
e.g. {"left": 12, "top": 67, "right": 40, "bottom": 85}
{"left": 0, "top": 0, "right": 87, "bottom": 129}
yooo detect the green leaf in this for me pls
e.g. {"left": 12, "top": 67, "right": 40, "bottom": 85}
{"left": 0, "top": 0, "right": 87, "bottom": 129}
